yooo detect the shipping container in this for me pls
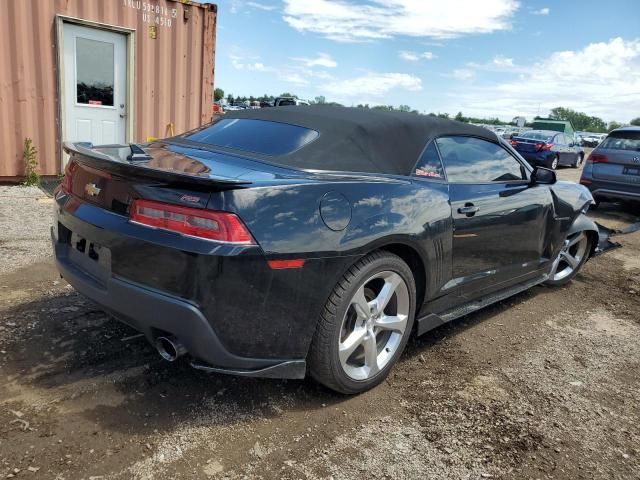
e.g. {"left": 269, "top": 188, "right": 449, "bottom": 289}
{"left": 0, "top": 0, "right": 217, "bottom": 179}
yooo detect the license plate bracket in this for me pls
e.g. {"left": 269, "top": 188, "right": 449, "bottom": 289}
{"left": 67, "top": 232, "right": 112, "bottom": 286}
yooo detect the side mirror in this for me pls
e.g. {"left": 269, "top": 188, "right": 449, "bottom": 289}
{"left": 531, "top": 166, "right": 557, "bottom": 185}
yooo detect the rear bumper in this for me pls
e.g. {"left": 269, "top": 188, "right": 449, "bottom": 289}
{"left": 582, "top": 178, "right": 640, "bottom": 202}
{"left": 53, "top": 232, "right": 306, "bottom": 378}
{"left": 50, "top": 192, "right": 355, "bottom": 379}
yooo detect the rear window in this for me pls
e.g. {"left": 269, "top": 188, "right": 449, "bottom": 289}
{"left": 518, "top": 131, "right": 553, "bottom": 142}
{"left": 600, "top": 131, "right": 640, "bottom": 151}
{"left": 185, "top": 118, "right": 319, "bottom": 156}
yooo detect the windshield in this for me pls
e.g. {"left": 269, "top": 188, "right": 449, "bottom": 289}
{"left": 599, "top": 131, "right": 640, "bottom": 151}
{"left": 518, "top": 131, "right": 554, "bottom": 142}
{"left": 185, "top": 118, "right": 319, "bottom": 156}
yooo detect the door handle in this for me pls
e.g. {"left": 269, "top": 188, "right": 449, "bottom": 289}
{"left": 458, "top": 204, "right": 480, "bottom": 216}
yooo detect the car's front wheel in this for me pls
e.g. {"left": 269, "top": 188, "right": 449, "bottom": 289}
{"left": 308, "top": 251, "right": 416, "bottom": 394}
{"left": 545, "top": 231, "right": 592, "bottom": 286}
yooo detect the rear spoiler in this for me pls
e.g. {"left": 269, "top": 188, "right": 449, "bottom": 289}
{"left": 63, "top": 142, "right": 251, "bottom": 189}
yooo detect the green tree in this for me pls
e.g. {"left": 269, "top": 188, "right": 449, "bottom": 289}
{"left": 214, "top": 88, "right": 224, "bottom": 102}
{"left": 608, "top": 121, "right": 624, "bottom": 132}
{"left": 630, "top": 117, "right": 640, "bottom": 126}
{"left": 226, "top": 94, "right": 234, "bottom": 104}
{"left": 454, "top": 111, "right": 465, "bottom": 122}
{"left": 314, "top": 95, "right": 326, "bottom": 104}
{"left": 398, "top": 104, "right": 412, "bottom": 112}
{"left": 549, "top": 106, "right": 607, "bottom": 133}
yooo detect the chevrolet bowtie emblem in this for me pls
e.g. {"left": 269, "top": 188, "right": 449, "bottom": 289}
{"left": 84, "top": 183, "right": 101, "bottom": 197}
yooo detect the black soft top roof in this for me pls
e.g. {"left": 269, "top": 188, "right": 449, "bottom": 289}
{"left": 216, "top": 106, "right": 499, "bottom": 175}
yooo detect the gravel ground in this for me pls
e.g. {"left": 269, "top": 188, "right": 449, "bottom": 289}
{"left": 1, "top": 165, "right": 639, "bottom": 479}
{"left": 0, "top": 185, "right": 53, "bottom": 275}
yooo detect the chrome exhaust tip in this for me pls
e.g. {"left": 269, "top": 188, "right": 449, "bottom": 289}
{"left": 155, "top": 336, "right": 187, "bottom": 362}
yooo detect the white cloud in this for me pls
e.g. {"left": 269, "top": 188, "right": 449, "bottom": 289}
{"left": 230, "top": 1, "right": 277, "bottom": 13}
{"left": 229, "top": 52, "right": 335, "bottom": 86}
{"left": 293, "top": 53, "right": 338, "bottom": 68}
{"left": 280, "top": 72, "right": 310, "bottom": 85}
{"left": 532, "top": 7, "right": 550, "bottom": 15}
{"left": 452, "top": 68, "right": 475, "bottom": 81}
{"left": 282, "top": 0, "right": 519, "bottom": 42}
{"left": 246, "top": 1, "right": 277, "bottom": 11}
{"left": 229, "top": 54, "right": 271, "bottom": 71}
{"left": 399, "top": 51, "right": 436, "bottom": 61}
{"left": 324, "top": 73, "right": 423, "bottom": 102}
{"left": 446, "top": 38, "right": 640, "bottom": 122}
{"left": 492, "top": 55, "right": 514, "bottom": 67}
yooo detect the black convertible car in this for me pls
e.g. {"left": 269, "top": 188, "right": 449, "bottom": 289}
{"left": 53, "top": 106, "right": 598, "bottom": 394}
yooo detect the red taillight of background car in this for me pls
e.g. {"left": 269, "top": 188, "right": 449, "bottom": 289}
{"left": 129, "top": 199, "right": 255, "bottom": 244}
{"left": 509, "top": 139, "right": 518, "bottom": 147}
{"left": 579, "top": 178, "right": 592, "bottom": 185}
{"left": 588, "top": 153, "right": 609, "bottom": 164}
{"left": 61, "top": 161, "right": 78, "bottom": 194}
{"left": 535, "top": 143, "right": 553, "bottom": 151}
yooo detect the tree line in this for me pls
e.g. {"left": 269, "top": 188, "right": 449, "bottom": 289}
{"left": 214, "top": 88, "right": 637, "bottom": 132}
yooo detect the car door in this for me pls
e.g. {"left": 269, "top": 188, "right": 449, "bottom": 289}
{"left": 435, "top": 136, "right": 555, "bottom": 299}
{"left": 552, "top": 134, "right": 566, "bottom": 163}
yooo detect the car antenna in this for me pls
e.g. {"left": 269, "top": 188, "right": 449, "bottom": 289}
{"left": 127, "top": 143, "right": 153, "bottom": 163}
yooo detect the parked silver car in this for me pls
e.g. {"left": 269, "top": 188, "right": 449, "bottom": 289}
{"left": 580, "top": 127, "right": 640, "bottom": 205}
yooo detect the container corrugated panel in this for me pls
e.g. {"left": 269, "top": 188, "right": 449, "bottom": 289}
{"left": 0, "top": 0, "right": 216, "bottom": 177}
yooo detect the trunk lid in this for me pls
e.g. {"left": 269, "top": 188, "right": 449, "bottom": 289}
{"left": 512, "top": 137, "right": 543, "bottom": 152}
{"left": 591, "top": 130, "right": 640, "bottom": 182}
{"left": 63, "top": 142, "right": 255, "bottom": 214}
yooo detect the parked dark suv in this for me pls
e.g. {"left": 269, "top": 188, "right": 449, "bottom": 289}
{"left": 580, "top": 127, "right": 640, "bottom": 205}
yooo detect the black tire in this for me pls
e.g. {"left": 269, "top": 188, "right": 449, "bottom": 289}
{"left": 308, "top": 251, "right": 416, "bottom": 394}
{"left": 572, "top": 153, "right": 584, "bottom": 168}
{"left": 548, "top": 155, "right": 559, "bottom": 170}
{"left": 545, "top": 231, "right": 592, "bottom": 286}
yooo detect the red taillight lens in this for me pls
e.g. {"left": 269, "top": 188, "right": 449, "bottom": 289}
{"left": 579, "top": 178, "right": 592, "bottom": 185}
{"left": 534, "top": 143, "right": 553, "bottom": 151}
{"left": 129, "top": 199, "right": 255, "bottom": 244}
{"left": 588, "top": 153, "right": 608, "bottom": 164}
{"left": 509, "top": 139, "right": 518, "bottom": 147}
{"left": 61, "top": 161, "right": 77, "bottom": 194}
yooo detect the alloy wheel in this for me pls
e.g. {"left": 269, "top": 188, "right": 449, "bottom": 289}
{"left": 338, "top": 271, "right": 410, "bottom": 381}
{"left": 550, "top": 231, "right": 589, "bottom": 282}
{"left": 575, "top": 154, "right": 583, "bottom": 167}
{"left": 551, "top": 156, "right": 559, "bottom": 169}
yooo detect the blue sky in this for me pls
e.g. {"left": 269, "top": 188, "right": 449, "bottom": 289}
{"left": 206, "top": 1, "right": 640, "bottom": 122}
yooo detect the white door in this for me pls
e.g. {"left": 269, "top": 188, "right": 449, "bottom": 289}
{"left": 63, "top": 23, "right": 127, "bottom": 146}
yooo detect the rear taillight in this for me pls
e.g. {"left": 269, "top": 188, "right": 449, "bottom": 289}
{"left": 579, "top": 178, "right": 592, "bottom": 185}
{"left": 61, "top": 161, "right": 78, "bottom": 194}
{"left": 588, "top": 153, "right": 608, "bottom": 164}
{"left": 129, "top": 199, "right": 255, "bottom": 244}
{"left": 509, "top": 139, "right": 518, "bottom": 147}
{"left": 535, "top": 143, "right": 553, "bottom": 151}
